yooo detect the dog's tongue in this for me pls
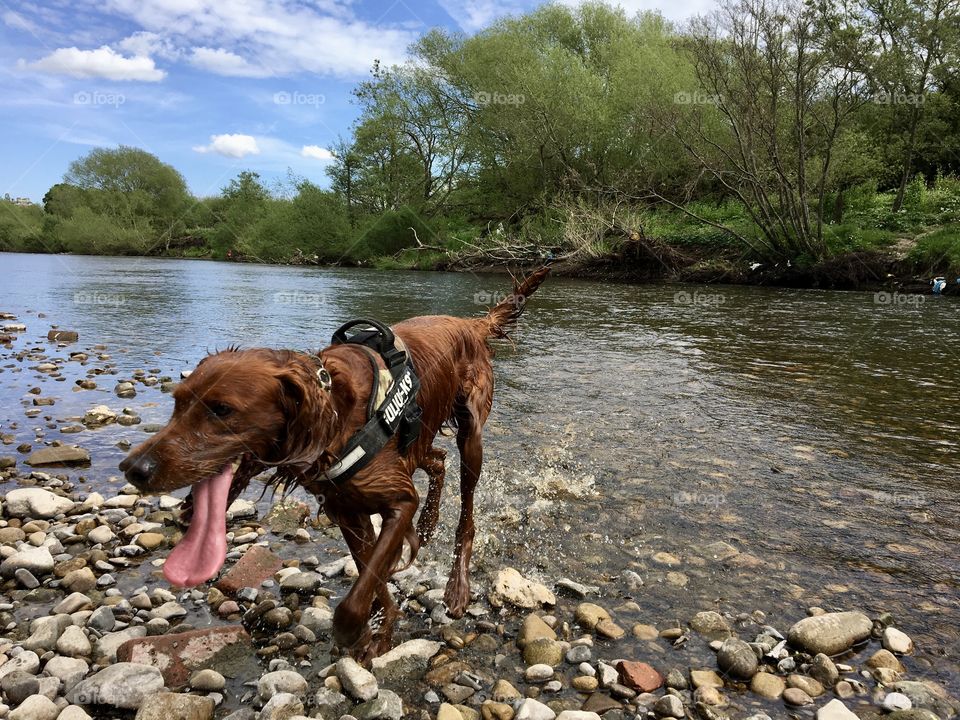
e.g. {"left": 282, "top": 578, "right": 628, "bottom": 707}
{"left": 163, "top": 462, "right": 234, "bottom": 587}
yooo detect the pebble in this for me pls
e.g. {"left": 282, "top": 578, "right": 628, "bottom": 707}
{"left": 191, "top": 669, "right": 226, "bottom": 691}
{"left": 816, "top": 699, "right": 859, "bottom": 720}
{"left": 488, "top": 568, "right": 556, "bottom": 609}
{"left": 787, "top": 612, "right": 871, "bottom": 656}
{"left": 750, "top": 672, "right": 785, "bottom": 699}
{"left": 336, "top": 657, "right": 378, "bottom": 701}
{"left": 717, "top": 637, "right": 758, "bottom": 679}
{"left": 788, "top": 674, "right": 824, "bottom": 697}
{"left": 883, "top": 627, "right": 914, "bottom": 654}
{"left": 67, "top": 662, "right": 163, "bottom": 709}
{"left": 515, "top": 698, "right": 556, "bottom": 720}
{"left": 56, "top": 626, "right": 92, "bottom": 657}
{"left": 883, "top": 692, "right": 913, "bottom": 711}
{"left": 525, "top": 664, "right": 554, "bottom": 682}
{"left": 653, "top": 694, "right": 684, "bottom": 719}
{"left": 8, "top": 694, "right": 59, "bottom": 720}
{"left": 782, "top": 687, "right": 813, "bottom": 706}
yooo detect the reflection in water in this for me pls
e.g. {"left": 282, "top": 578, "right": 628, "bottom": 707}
{"left": 2, "top": 253, "right": 959, "bottom": 688}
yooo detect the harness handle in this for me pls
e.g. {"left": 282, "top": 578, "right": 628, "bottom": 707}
{"left": 331, "top": 319, "right": 406, "bottom": 368}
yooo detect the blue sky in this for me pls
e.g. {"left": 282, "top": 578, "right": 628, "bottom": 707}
{"left": 1, "top": 0, "right": 708, "bottom": 202}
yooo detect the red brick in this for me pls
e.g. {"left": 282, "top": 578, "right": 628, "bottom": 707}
{"left": 215, "top": 545, "right": 282, "bottom": 595}
{"left": 617, "top": 660, "right": 663, "bottom": 692}
{"left": 116, "top": 625, "right": 252, "bottom": 689}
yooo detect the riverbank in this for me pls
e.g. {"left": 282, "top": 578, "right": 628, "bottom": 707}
{"left": 1, "top": 314, "right": 957, "bottom": 720}
{"left": 2, "top": 267, "right": 960, "bottom": 718}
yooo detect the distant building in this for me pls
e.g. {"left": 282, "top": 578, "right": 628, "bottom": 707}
{"left": 13, "top": 197, "right": 32, "bottom": 207}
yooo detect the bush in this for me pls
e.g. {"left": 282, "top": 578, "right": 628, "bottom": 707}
{"left": 910, "top": 225, "right": 960, "bottom": 275}
{"left": 48, "top": 207, "right": 148, "bottom": 255}
{"left": 0, "top": 203, "right": 45, "bottom": 252}
{"left": 350, "top": 207, "right": 434, "bottom": 260}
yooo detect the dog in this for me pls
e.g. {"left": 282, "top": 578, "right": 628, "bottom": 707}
{"left": 119, "top": 267, "right": 549, "bottom": 660}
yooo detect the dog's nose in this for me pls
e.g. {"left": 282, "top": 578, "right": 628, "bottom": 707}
{"left": 120, "top": 454, "right": 157, "bottom": 489}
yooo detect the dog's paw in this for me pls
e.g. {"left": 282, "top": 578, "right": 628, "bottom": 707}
{"left": 443, "top": 578, "right": 471, "bottom": 619}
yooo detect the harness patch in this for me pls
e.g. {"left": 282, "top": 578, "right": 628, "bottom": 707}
{"left": 321, "top": 319, "right": 422, "bottom": 484}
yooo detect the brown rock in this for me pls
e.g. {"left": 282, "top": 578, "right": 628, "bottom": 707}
{"left": 25, "top": 446, "right": 90, "bottom": 467}
{"left": 62, "top": 567, "right": 96, "bottom": 593}
{"left": 48, "top": 330, "right": 79, "bottom": 342}
{"left": 783, "top": 687, "right": 813, "bottom": 706}
{"left": 617, "top": 661, "right": 663, "bottom": 692}
{"left": 116, "top": 625, "right": 253, "bottom": 689}
{"left": 582, "top": 692, "right": 622, "bottom": 715}
{"left": 215, "top": 546, "right": 282, "bottom": 595}
{"left": 134, "top": 693, "right": 214, "bottom": 720}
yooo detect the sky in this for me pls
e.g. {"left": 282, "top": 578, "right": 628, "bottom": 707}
{"left": 0, "top": 0, "right": 710, "bottom": 203}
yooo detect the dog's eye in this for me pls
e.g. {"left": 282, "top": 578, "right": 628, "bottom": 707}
{"left": 209, "top": 402, "right": 233, "bottom": 418}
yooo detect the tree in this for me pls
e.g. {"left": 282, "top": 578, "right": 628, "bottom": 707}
{"left": 63, "top": 146, "right": 191, "bottom": 249}
{"left": 652, "top": 0, "right": 870, "bottom": 260}
{"left": 856, "top": 0, "right": 960, "bottom": 210}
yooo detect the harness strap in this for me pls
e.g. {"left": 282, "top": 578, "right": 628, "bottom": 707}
{"left": 321, "top": 319, "right": 422, "bottom": 484}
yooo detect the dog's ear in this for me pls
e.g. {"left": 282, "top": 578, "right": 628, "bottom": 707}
{"left": 273, "top": 355, "right": 335, "bottom": 470}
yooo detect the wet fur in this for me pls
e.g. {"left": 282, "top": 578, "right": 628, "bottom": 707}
{"left": 120, "top": 267, "right": 549, "bottom": 661}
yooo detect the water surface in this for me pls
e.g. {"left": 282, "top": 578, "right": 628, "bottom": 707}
{"left": 2, "top": 253, "right": 959, "bottom": 692}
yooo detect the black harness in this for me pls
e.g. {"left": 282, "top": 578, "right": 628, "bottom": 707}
{"left": 321, "top": 319, "right": 422, "bottom": 484}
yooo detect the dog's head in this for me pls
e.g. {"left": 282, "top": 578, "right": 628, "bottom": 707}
{"left": 119, "top": 348, "right": 335, "bottom": 586}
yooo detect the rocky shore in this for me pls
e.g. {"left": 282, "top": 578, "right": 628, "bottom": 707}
{"left": 1, "top": 315, "right": 959, "bottom": 720}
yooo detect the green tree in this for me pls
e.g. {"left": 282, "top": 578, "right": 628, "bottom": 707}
{"left": 63, "top": 146, "right": 192, "bottom": 248}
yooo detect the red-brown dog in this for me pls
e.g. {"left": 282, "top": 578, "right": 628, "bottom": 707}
{"left": 120, "top": 268, "right": 549, "bottom": 660}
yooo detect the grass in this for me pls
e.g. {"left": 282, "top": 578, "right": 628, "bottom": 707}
{"left": 909, "top": 225, "right": 960, "bottom": 276}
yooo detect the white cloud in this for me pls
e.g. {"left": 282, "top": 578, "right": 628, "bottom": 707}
{"left": 118, "top": 31, "right": 181, "bottom": 60}
{"left": 3, "top": 10, "right": 41, "bottom": 34}
{"left": 438, "top": 0, "right": 517, "bottom": 32}
{"left": 193, "top": 133, "right": 261, "bottom": 158}
{"left": 96, "top": 0, "right": 415, "bottom": 78}
{"left": 17, "top": 45, "right": 166, "bottom": 81}
{"left": 301, "top": 145, "right": 334, "bottom": 161}
{"left": 189, "top": 47, "right": 272, "bottom": 77}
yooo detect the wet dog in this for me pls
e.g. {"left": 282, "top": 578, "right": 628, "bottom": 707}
{"left": 119, "top": 268, "right": 549, "bottom": 660}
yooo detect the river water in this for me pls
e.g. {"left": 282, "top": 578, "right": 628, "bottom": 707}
{"left": 2, "top": 253, "right": 959, "bottom": 695}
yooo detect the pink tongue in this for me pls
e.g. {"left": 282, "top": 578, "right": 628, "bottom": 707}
{"left": 163, "top": 462, "right": 235, "bottom": 587}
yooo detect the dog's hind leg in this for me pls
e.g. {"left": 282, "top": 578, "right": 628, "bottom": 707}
{"left": 416, "top": 446, "right": 447, "bottom": 545}
{"left": 444, "top": 379, "right": 491, "bottom": 618}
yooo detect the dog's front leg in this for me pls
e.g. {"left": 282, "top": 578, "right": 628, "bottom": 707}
{"left": 333, "top": 498, "right": 416, "bottom": 662}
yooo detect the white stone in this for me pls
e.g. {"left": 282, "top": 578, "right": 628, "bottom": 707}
{"left": 56, "top": 626, "right": 91, "bottom": 657}
{"left": 882, "top": 627, "right": 914, "bottom": 654}
{"left": 257, "top": 670, "right": 307, "bottom": 700}
{"left": 4, "top": 489, "right": 74, "bottom": 519}
{"left": 515, "top": 698, "right": 556, "bottom": 720}
{"left": 335, "top": 657, "right": 378, "bottom": 701}
{"left": 66, "top": 663, "right": 163, "bottom": 709}
{"left": 8, "top": 694, "right": 59, "bottom": 720}
{"left": 815, "top": 699, "right": 859, "bottom": 720}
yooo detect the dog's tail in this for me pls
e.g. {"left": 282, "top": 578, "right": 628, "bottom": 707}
{"left": 485, "top": 266, "right": 550, "bottom": 338}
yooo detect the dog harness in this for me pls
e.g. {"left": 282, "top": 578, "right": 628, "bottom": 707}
{"left": 319, "top": 319, "right": 423, "bottom": 484}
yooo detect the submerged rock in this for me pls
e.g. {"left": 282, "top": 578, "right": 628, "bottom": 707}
{"left": 787, "top": 612, "right": 872, "bottom": 655}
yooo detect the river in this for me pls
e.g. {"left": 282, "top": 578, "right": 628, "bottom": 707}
{"left": 2, "top": 252, "right": 959, "bottom": 698}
